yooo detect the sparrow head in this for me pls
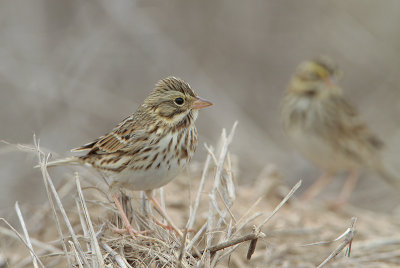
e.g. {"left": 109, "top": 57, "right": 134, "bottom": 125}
{"left": 145, "top": 77, "right": 212, "bottom": 124}
{"left": 297, "top": 56, "right": 340, "bottom": 82}
{"left": 289, "top": 56, "right": 342, "bottom": 96}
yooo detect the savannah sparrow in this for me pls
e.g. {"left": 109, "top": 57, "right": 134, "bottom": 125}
{"left": 46, "top": 76, "right": 212, "bottom": 235}
{"left": 281, "top": 57, "right": 400, "bottom": 207}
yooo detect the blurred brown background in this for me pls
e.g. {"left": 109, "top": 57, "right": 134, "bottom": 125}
{"left": 1, "top": 1, "right": 400, "bottom": 215}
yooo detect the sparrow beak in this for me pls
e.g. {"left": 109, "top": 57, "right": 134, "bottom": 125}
{"left": 325, "top": 72, "right": 341, "bottom": 88}
{"left": 192, "top": 97, "right": 213, "bottom": 109}
{"left": 324, "top": 76, "right": 337, "bottom": 88}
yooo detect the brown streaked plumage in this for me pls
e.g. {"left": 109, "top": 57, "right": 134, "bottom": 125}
{"left": 48, "top": 76, "right": 211, "bottom": 190}
{"left": 45, "top": 76, "right": 212, "bottom": 236}
{"left": 281, "top": 57, "right": 400, "bottom": 207}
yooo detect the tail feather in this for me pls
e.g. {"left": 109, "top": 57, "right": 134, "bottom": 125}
{"left": 34, "top": 157, "right": 80, "bottom": 168}
{"left": 71, "top": 140, "right": 98, "bottom": 152}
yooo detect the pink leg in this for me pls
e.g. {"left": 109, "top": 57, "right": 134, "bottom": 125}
{"left": 301, "top": 173, "right": 334, "bottom": 202}
{"left": 330, "top": 169, "right": 359, "bottom": 209}
{"left": 112, "top": 194, "right": 138, "bottom": 238}
{"left": 146, "top": 190, "right": 183, "bottom": 237}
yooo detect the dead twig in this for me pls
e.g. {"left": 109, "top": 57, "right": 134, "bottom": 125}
{"left": 68, "top": 241, "right": 83, "bottom": 268}
{"left": 200, "top": 227, "right": 265, "bottom": 257}
{"left": 246, "top": 226, "right": 261, "bottom": 260}
{"left": 207, "top": 122, "right": 238, "bottom": 248}
{"left": 0, "top": 218, "right": 46, "bottom": 268}
{"left": 317, "top": 217, "right": 357, "bottom": 268}
{"left": 0, "top": 226, "right": 60, "bottom": 253}
{"left": 187, "top": 147, "right": 213, "bottom": 230}
{"left": 257, "top": 180, "right": 302, "bottom": 230}
{"left": 245, "top": 180, "right": 301, "bottom": 261}
{"left": 177, "top": 228, "right": 189, "bottom": 268}
{"left": 100, "top": 241, "right": 130, "bottom": 268}
{"left": 15, "top": 202, "right": 41, "bottom": 268}
{"left": 35, "top": 138, "right": 73, "bottom": 268}
{"left": 75, "top": 173, "right": 105, "bottom": 267}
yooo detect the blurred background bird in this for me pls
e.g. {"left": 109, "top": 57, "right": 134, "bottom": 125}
{"left": 281, "top": 57, "right": 400, "bottom": 208}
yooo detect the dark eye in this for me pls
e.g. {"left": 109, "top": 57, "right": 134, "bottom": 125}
{"left": 174, "top": 97, "right": 184, "bottom": 105}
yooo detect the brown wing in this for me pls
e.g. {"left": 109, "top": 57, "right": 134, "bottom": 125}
{"left": 328, "top": 95, "right": 384, "bottom": 163}
{"left": 72, "top": 115, "right": 146, "bottom": 155}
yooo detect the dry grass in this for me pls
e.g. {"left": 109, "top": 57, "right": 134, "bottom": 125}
{"left": 1, "top": 123, "right": 400, "bottom": 267}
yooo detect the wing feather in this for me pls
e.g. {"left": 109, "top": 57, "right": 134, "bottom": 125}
{"left": 327, "top": 96, "right": 384, "bottom": 163}
{"left": 72, "top": 115, "right": 147, "bottom": 155}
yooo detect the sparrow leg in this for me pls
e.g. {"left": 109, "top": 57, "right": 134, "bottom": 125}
{"left": 330, "top": 169, "right": 359, "bottom": 209}
{"left": 112, "top": 194, "right": 138, "bottom": 238}
{"left": 301, "top": 172, "right": 334, "bottom": 202}
{"left": 145, "top": 190, "right": 183, "bottom": 237}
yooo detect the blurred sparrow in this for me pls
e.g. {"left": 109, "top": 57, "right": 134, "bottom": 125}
{"left": 46, "top": 77, "right": 212, "bottom": 235}
{"left": 281, "top": 57, "right": 400, "bottom": 207}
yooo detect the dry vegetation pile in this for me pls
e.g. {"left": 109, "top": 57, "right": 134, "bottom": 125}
{"left": 1, "top": 123, "right": 400, "bottom": 267}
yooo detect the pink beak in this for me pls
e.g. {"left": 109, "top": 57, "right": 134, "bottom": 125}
{"left": 324, "top": 77, "right": 336, "bottom": 88}
{"left": 192, "top": 96, "right": 213, "bottom": 109}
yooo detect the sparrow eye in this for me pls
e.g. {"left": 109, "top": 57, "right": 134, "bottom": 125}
{"left": 174, "top": 97, "right": 184, "bottom": 105}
